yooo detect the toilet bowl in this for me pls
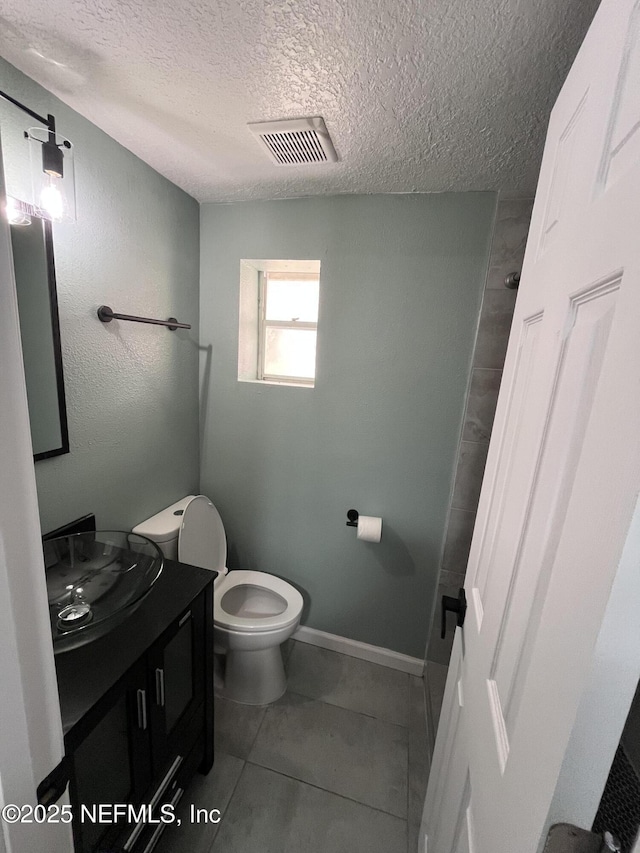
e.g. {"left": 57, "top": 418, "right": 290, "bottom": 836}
{"left": 132, "top": 495, "right": 303, "bottom": 705}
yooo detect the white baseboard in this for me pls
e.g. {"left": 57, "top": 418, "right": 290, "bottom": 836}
{"left": 293, "top": 626, "right": 425, "bottom": 676}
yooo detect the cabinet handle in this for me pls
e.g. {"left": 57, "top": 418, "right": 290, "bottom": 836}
{"left": 155, "top": 668, "right": 165, "bottom": 707}
{"left": 141, "top": 787, "right": 184, "bottom": 853}
{"left": 142, "top": 818, "right": 169, "bottom": 853}
{"left": 137, "top": 688, "right": 148, "bottom": 730}
{"left": 123, "top": 756, "right": 183, "bottom": 851}
{"left": 123, "top": 814, "right": 146, "bottom": 851}
{"left": 149, "top": 755, "right": 184, "bottom": 811}
{"left": 170, "top": 786, "right": 185, "bottom": 807}
{"left": 178, "top": 610, "right": 191, "bottom": 627}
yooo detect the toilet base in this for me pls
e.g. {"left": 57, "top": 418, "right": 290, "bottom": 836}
{"left": 222, "top": 645, "right": 287, "bottom": 705}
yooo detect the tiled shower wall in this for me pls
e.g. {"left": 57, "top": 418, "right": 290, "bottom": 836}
{"left": 427, "top": 197, "right": 534, "bottom": 668}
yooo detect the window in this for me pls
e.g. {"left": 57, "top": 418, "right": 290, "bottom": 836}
{"left": 238, "top": 260, "right": 321, "bottom": 388}
{"left": 259, "top": 271, "right": 319, "bottom": 384}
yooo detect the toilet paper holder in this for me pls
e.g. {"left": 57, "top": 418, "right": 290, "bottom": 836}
{"left": 346, "top": 509, "right": 359, "bottom": 528}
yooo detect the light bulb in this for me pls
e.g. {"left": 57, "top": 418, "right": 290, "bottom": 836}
{"left": 5, "top": 197, "right": 32, "bottom": 226}
{"left": 40, "top": 180, "right": 64, "bottom": 220}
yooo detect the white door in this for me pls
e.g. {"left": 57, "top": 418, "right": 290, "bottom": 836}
{"left": 423, "top": 0, "right": 640, "bottom": 850}
{"left": 0, "top": 138, "right": 73, "bottom": 851}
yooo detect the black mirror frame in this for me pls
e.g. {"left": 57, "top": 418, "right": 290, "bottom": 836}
{"left": 34, "top": 218, "right": 69, "bottom": 461}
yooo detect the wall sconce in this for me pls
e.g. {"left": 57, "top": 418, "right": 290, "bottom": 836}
{"left": 26, "top": 126, "right": 75, "bottom": 222}
{"left": 0, "top": 90, "right": 77, "bottom": 222}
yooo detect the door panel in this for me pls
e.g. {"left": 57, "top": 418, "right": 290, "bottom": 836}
{"left": 70, "top": 661, "right": 151, "bottom": 852}
{"left": 149, "top": 598, "right": 206, "bottom": 771}
{"left": 430, "top": 649, "right": 464, "bottom": 846}
{"left": 539, "top": 91, "right": 589, "bottom": 252}
{"left": 597, "top": 1, "right": 640, "bottom": 192}
{"left": 494, "top": 278, "right": 620, "bottom": 736}
{"left": 163, "top": 616, "right": 195, "bottom": 733}
{"left": 473, "top": 310, "right": 543, "bottom": 617}
{"left": 71, "top": 695, "right": 132, "bottom": 852}
{"left": 451, "top": 782, "right": 474, "bottom": 853}
{"left": 429, "top": 644, "right": 472, "bottom": 853}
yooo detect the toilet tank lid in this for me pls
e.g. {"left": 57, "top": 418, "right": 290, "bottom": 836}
{"left": 132, "top": 496, "right": 196, "bottom": 543}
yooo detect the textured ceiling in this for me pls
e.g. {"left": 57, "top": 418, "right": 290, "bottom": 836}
{"left": 0, "top": 0, "right": 599, "bottom": 202}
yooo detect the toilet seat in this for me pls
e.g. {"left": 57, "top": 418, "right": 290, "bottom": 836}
{"left": 178, "top": 497, "right": 303, "bottom": 637}
{"left": 214, "top": 570, "right": 303, "bottom": 633}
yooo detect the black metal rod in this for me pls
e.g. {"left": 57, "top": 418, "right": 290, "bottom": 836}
{"left": 97, "top": 305, "right": 191, "bottom": 331}
{"left": 0, "top": 90, "right": 51, "bottom": 127}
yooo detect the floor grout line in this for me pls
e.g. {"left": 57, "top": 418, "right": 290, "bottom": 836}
{"left": 213, "top": 692, "right": 270, "bottom": 763}
{"left": 243, "top": 758, "right": 409, "bottom": 823}
{"left": 204, "top": 756, "right": 247, "bottom": 853}
{"left": 284, "top": 693, "right": 411, "bottom": 728}
{"left": 243, "top": 704, "right": 269, "bottom": 760}
{"left": 406, "top": 745, "right": 411, "bottom": 850}
{"left": 280, "top": 688, "right": 412, "bottom": 732}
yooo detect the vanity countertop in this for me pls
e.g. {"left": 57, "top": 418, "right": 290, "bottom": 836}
{"left": 54, "top": 558, "right": 215, "bottom": 738}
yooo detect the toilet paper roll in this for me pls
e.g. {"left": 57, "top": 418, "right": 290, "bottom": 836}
{"left": 356, "top": 515, "right": 382, "bottom": 543}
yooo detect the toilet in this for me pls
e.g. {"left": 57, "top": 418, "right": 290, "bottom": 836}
{"left": 132, "top": 495, "right": 303, "bottom": 705}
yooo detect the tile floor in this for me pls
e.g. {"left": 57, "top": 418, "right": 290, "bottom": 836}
{"left": 156, "top": 640, "right": 432, "bottom": 853}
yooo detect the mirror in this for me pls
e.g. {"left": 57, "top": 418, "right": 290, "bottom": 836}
{"left": 10, "top": 216, "right": 69, "bottom": 460}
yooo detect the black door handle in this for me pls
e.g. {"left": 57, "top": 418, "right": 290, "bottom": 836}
{"left": 441, "top": 588, "right": 467, "bottom": 639}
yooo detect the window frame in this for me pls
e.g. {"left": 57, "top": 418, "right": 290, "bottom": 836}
{"left": 257, "top": 270, "right": 319, "bottom": 386}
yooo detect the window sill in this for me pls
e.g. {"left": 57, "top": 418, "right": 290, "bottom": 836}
{"left": 238, "top": 378, "right": 315, "bottom": 389}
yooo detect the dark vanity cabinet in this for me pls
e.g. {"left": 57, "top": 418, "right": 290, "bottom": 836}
{"left": 55, "top": 561, "right": 214, "bottom": 853}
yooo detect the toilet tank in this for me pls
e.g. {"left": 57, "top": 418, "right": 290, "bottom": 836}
{"left": 132, "top": 496, "right": 195, "bottom": 561}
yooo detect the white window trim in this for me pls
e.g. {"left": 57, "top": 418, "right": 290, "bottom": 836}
{"left": 257, "top": 271, "right": 318, "bottom": 386}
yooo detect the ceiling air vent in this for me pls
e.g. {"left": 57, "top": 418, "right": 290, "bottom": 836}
{"left": 248, "top": 117, "right": 338, "bottom": 165}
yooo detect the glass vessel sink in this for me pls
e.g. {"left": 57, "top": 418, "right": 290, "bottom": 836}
{"left": 44, "top": 531, "right": 163, "bottom": 654}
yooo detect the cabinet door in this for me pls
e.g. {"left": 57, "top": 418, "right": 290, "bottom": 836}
{"left": 149, "top": 595, "right": 206, "bottom": 771}
{"left": 68, "top": 660, "right": 151, "bottom": 852}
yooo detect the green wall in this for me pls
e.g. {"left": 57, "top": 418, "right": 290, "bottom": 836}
{"left": 0, "top": 59, "right": 200, "bottom": 533}
{"left": 200, "top": 194, "right": 496, "bottom": 658}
